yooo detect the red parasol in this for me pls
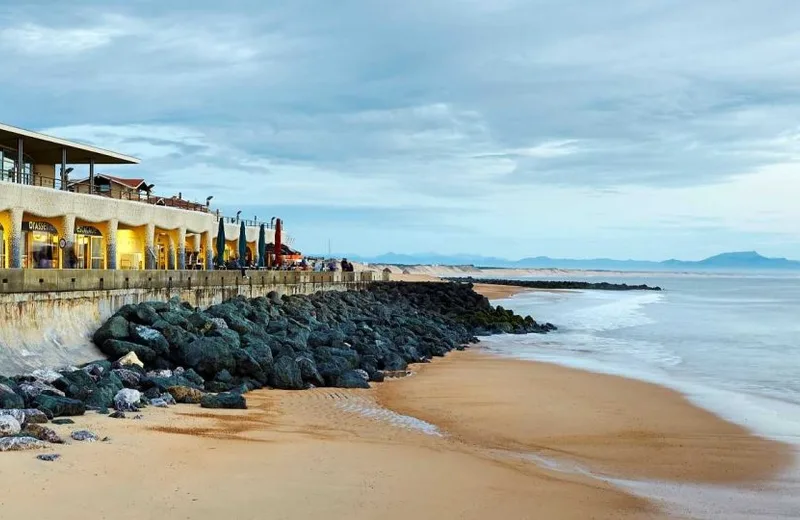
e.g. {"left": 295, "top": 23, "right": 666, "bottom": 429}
{"left": 274, "top": 218, "right": 283, "bottom": 267}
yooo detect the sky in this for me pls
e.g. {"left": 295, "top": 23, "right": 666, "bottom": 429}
{"left": 2, "top": 0, "right": 800, "bottom": 261}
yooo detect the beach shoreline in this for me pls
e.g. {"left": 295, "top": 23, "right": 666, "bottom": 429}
{"left": 0, "top": 345, "right": 790, "bottom": 519}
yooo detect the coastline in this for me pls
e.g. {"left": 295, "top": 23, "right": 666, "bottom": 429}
{"left": 378, "top": 349, "right": 793, "bottom": 485}
{"left": 0, "top": 345, "right": 788, "bottom": 519}
{"left": 0, "top": 282, "right": 791, "bottom": 518}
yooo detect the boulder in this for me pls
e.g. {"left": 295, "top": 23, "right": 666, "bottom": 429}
{"left": 200, "top": 393, "right": 247, "bottom": 409}
{"left": 0, "top": 437, "right": 45, "bottom": 451}
{"left": 51, "top": 418, "right": 75, "bottom": 425}
{"left": 232, "top": 349, "right": 267, "bottom": 385}
{"left": 17, "top": 380, "right": 65, "bottom": 401}
{"left": 108, "top": 411, "right": 126, "bottom": 419}
{"left": 93, "top": 315, "right": 130, "bottom": 347}
{"left": 71, "top": 430, "right": 99, "bottom": 442}
{"left": 0, "top": 415, "right": 21, "bottom": 436}
{"left": 335, "top": 370, "right": 370, "bottom": 389}
{"left": 113, "top": 389, "right": 142, "bottom": 412}
{"left": 0, "top": 409, "right": 48, "bottom": 426}
{"left": 84, "top": 386, "right": 115, "bottom": 410}
{"left": 33, "top": 395, "right": 86, "bottom": 418}
{"left": 166, "top": 386, "right": 204, "bottom": 404}
{"left": 22, "top": 424, "right": 63, "bottom": 444}
{"left": 133, "top": 303, "right": 161, "bottom": 325}
{"left": 185, "top": 312, "right": 214, "bottom": 333}
{"left": 128, "top": 324, "right": 170, "bottom": 356}
{"left": 176, "top": 337, "right": 235, "bottom": 379}
{"left": 160, "top": 393, "right": 177, "bottom": 406}
{"left": 296, "top": 356, "right": 325, "bottom": 387}
{"left": 0, "top": 384, "right": 24, "bottom": 409}
{"left": 149, "top": 398, "right": 169, "bottom": 408}
{"left": 111, "top": 369, "right": 142, "bottom": 388}
{"left": 106, "top": 341, "right": 155, "bottom": 364}
{"left": 53, "top": 370, "right": 96, "bottom": 401}
{"left": 269, "top": 356, "right": 304, "bottom": 390}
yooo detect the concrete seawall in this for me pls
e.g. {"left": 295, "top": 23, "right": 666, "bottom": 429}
{"left": 0, "top": 269, "right": 372, "bottom": 375}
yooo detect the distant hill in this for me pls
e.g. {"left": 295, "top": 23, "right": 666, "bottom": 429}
{"left": 332, "top": 251, "right": 800, "bottom": 271}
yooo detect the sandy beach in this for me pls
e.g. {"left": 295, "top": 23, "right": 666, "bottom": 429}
{"left": 0, "top": 345, "right": 790, "bottom": 519}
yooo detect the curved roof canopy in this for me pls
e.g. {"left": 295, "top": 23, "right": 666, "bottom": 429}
{"left": 0, "top": 122, "right": 140, "bottom": 165}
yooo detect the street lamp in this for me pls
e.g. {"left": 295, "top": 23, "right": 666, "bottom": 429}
{"left": 206, "top": 196, "right": 213, "bottom": 207}
{"left": 236, "top": 210, "right": 242, "bottom": 223}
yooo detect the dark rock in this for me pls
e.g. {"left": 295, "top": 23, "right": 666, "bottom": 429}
{"left": 133, "top": 303, "right": 161, "bottom": 325}
{"left": 108, "top": 411, "right": 126, "bottom": 419}
{"left": 103, "top": 340, "right": 157, "bottom": 364}
{"left": 175, "top": 337, "right": 235, "bottom": 379}
{"left": 0, "top": 383, "right": 24, "bottom": 409}
{"left": 214, "top": 369, "right": 233, "bottom": 384}
{"left": 335, "top": 370, "right": 370, "bottom": 389}
{"left": 269, "top": 356, "right": 304, "bottom": 390}
{"left": 53, "top": 370, "right": 96, "bottom": 400}
{"left": 92, "top": 315, "right": 130, "bottom": 347}
{"left": 204, "top": 381, "right": 234, "bottom": 393}
{"left": 37, "top": 454, "right": 61, "bottom": 462}
{"left": 111, "top": 369, "right": 142, "bottom": 388}
{"left": 51, "top": 418, "right": 75, "bottom": 425}
{"left": 232, "top": 350, "right": 267, "bottom": 385}
{"left": 200, "top": 393, "right": 247, "bottom": 409}
{"left": 128, "top": 324, "right": 170, "bottom": 356}
{"left": 33, "top": 395, "right": 86, "bottom": 417}
{"left": 296, "top": 356, "right": 325, "bottom": 387}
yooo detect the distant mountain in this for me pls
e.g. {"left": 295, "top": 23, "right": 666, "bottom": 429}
{"left": 332, "top": 250, "right": 800, "bottom": 271}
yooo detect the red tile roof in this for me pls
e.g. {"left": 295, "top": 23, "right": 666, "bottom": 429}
{"left": 101, "top": 174, "right": 146, "bottom": 189}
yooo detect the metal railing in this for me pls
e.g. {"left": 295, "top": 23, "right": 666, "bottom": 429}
{"left": 213, "top": 213, "right": 275, "bottom": 229}
{"left": 2, "top": 172, "right": 210, "bottom": 213}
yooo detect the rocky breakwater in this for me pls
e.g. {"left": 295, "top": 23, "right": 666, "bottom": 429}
{"left": 91, "top": 282, "right": 555, "bottom": 397}
{"left": 0, "top": 282, "right": 554, "bottom": 455}
{"left": 450, "top": 277, "right": 663, "bottom": 291}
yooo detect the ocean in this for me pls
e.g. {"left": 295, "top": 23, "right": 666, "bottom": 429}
{"left": 480, "top": 272, "right": 800, "bottom": 519}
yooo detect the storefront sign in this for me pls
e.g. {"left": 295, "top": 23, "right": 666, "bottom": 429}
{"left": 75, "top": 226, "right": 102, "bottom": 237}
{"left": 22, "top": 221, "right": 57, "bottom": 234}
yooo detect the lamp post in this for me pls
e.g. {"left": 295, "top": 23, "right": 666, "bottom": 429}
{"left": 236, "top": 210, "right": 242, "bottom": 223}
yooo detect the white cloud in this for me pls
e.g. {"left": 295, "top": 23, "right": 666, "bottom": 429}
{"left": 5, "top": 1, "right": 800, "bottom": 258}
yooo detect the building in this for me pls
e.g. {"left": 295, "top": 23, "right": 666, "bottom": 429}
{"left": 0, "top": 122, "right": 288, "bottom": 270}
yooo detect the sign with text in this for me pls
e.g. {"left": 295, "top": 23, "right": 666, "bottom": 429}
{"left": 22, "top": 221, "right": 57, "bottom": 234}
{"left": 75, "top": 226, "right": 102, "bottom": 237}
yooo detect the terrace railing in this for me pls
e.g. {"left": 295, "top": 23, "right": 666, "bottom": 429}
{"left": 2, "top": 173, "right": 210, "bottom": 213}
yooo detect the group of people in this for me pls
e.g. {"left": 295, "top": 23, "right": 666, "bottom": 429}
{"left": 214, "top": 256, "right": 357, "bottom": 278}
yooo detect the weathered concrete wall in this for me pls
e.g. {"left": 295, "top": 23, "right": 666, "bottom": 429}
{"left": 0, "top": 270, "right": 373, "bottom": 375}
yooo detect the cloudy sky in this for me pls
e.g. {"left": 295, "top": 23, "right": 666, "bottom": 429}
{"left": 3, "top": 0, "right": 800, "bottom": 260}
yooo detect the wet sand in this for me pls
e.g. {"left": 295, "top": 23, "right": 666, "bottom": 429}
{"left": 378, "top": 350, "right": 793, "bottom": 484}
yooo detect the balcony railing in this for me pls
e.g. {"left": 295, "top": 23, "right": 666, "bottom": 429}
{"left": 2, "top": 172, "right": 210, "bottom": 213}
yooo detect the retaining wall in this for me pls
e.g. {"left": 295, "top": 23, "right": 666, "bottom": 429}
{"left": 0, "top": 269, "right": 373, "bottom": 375}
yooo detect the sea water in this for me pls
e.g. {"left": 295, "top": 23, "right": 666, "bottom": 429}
{"left": 480, "top": 272, "right": 800, "bottom": 519}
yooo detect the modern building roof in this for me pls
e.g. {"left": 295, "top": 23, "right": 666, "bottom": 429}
{"left": 0, "top": 122, "right": 140, "bottom": 165}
